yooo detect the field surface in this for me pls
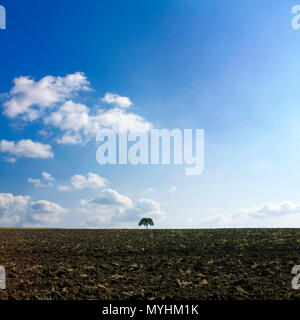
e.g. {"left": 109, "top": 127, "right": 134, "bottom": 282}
{"left": 0, "top": 228, "right": 299, "bottom": 300}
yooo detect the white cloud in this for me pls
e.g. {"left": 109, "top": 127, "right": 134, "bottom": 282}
{"left": 81, "top": 189, "right": 165, "bottom": 227}
{"left": 0, "top": 193, "right": 28, "bottom": 226}
{"left": 28, "top": 179, "right": 53, "bottom": 188}
{"left": 50, "top": 105, "right": 152, "bottom": 144}
{"left": 71, "top": 173, "right": 107, "bottom": 190}
{"left": 28, "top": 200, "right": 69, "bottom": 225}
{"left": 45, "top": 101, "right": 89, "bottom": 131}
{"left": 91, "top": 107, "right": 152, "bottom": 134}
{"left": 2, "top": 73, "right": 152, "bottom": 145}
{"left": 42, "top": 172, "right": 54, "bottom": 181}
{"left": 237, "top": 201, "right": 300, "bottom": 219}
{"left": 57, "top": 172, "right": 107, "bottom": 191}
{"left": 3, "top": 156, "right": 17, "bottom": 164}
{"left": 0, "top": 190, "right": 166, "bottom": 228}
{"left": 88, "top": 188, "right": 133, "bottom": 208}
{"left": 28, "top": 172, "right": 54, "bottom": 188}
{"left": 0, "top": 139, "right": 53, "bottom": 159}
{"left": 28, "top": 178, "right": 43, "bottom": 188}
{"left": 188, "top": 200, "right": 300, "bottom": 228}
{"left": 102, "top": 93, "right": 132, "bottom": 109}
{"left": 129, "top": 198, "right": 166, "bottom": 219}
{"left": 56, "top": 133, "right": 83, "bottom": 145}
{"left": 0, "top": 193, "right": 29, "bottom": 215}
{"left": 3, "top": 72, "right": 90, "bottom": 120}
{"left": 0, "top": 193, "right": 68, "bottom": 227}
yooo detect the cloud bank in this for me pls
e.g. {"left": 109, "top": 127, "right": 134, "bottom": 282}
{"left": 3, "top": 72, "right": 90, "bottom": 120}
{"left": 0, "top": 139, "right": 53, "bottom": 159}
{"left": 0, "top": 193, "right": 68, "bottom": 227}
{"left": 1, "top": 73, "right": 152, "bottom": 146}
{"left": 187, "top": 201, "right": 300, "bottom": 228}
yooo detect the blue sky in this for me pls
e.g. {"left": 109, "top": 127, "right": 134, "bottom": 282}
{"left": 1, "top": 0, "right": 300, "bottom": 228}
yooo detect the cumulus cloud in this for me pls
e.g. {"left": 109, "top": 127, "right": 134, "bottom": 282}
{"left": 120, "top": 198, "right": 166, "bottom": 222}
{"left": 237, "top": 201, "right": 300, "bottom": 219}
{"left": 0, "top": 193, "right": 29, "bottom": 214}
{"left": 0, "top": 193, "right": 68, "bottom": 227}
{"left": 1, "top": 73, "right": 152, "bottom": 145}
{"left": 102, "top": 93, "right": 133, "bottom": 109}
{"left": 57, "top": 172, "right": 108, "bottom": 191}
{"left": 0, "top": 190, "right": 165, "bottom": 228}
{"left": 27, "top": 200, "right": 69, "bottom": 225}
{"left": 88, "top": 188, "right": 133, "bottom": 208}
{"left": 167, "top": 186, "right": 177, "bottom": 192}
{"left": 0, "top": 193, "right": 29, "bottom": 226}
{"left": 0, "top": 139, "right": 53, "bottom": 159}
{"left": 2, "top": 72, "right": 90, "bottom": 120}
{"left": 81, "top": 188, "right": 165, "bottom": 227}
{"left": 28, "top": 172, "right": 54, "bottom": 188}
{"left": 28, "top": 178, "right": 47, "bottom": 188}
{"left": 56, "top": 133, "right": 83, "bottom": 145}
{"left": 50, "top": 105, "right": 152, "bottom": 144}
{"left": 42, "top": 172, "right": 54, "bottom": 182}
{"left": 188, "top": 200, "right": 300, "bottom": 228}
{"left": 71, "top": 173, "right": 107, "bottom": 190}
{"left": 45, "top": 101, "right": 89, "bottom": 132}
{"left": 92, "top": 107, "right": 152, "bottom": 133}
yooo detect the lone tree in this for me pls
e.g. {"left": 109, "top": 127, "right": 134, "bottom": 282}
{"left": 138, "top": 218, "right": 154, "bottom": 229}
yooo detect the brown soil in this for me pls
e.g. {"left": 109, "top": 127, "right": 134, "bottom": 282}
{"left": 0, "top": 228, "right": 299, "bottom": 300}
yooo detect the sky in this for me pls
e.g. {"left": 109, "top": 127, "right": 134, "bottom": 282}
{"left": 1, "top": 0, "right": 300, "bottom": 228}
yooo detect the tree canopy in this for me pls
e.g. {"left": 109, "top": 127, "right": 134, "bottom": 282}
{"left": 138, "top": 218, "right": 154, "bottom": 229}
